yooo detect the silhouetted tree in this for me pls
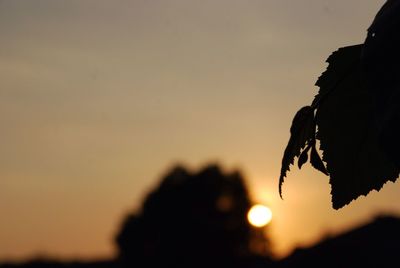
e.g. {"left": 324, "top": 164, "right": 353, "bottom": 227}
{"left": 115, "top": 164, "right": 273, "bottom": 268}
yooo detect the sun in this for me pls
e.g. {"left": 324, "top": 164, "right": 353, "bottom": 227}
{"left": 247, "top": 204, "right": 272, "bottom": 227}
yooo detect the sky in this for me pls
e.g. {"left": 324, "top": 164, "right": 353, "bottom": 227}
{"left": 1, "top": 0, "right": 397, "bottom": 261}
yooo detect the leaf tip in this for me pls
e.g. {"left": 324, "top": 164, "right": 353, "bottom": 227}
{"left": 278, "top": 175, "right": 284, "bottom": 200}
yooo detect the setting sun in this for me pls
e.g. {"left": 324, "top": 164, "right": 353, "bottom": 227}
{"left": 247, "top": 204, "right": 272, "bottom": 227}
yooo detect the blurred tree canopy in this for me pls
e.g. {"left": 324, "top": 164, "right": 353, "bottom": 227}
{"left": 116, "top": 164, "right": 272, "bottom": 267}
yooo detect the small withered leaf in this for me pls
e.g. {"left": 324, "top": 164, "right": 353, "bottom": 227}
{"left": 298, "top": 143, "right": 312, "bottom": 169}
{"left": 310, "top": 143, "right": 328, "bottom": 176}
{"left": 278, "top": 106, "right": 315, "bottom": 198}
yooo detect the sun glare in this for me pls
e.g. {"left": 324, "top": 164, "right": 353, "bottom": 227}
{"left": 247, "top": 204, "right": 272, "bottom": 227}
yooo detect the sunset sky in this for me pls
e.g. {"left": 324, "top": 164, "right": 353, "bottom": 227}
{"left": 1, "top": 0, "right": 398, "bottom": 260}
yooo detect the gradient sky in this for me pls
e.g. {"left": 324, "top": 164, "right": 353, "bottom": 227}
{"left": 1, "top": 0, "right": 398, "bottom": 261}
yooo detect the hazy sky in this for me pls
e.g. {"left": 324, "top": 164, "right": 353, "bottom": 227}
{"left": 1, "top": 0, "right": 397, "bottom": 260}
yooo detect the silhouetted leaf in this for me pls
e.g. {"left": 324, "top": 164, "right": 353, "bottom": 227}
{"left": 278, "top": 1, "right": 400, "bottom": 209}
{"left": 279, "top": 106, "right": 315, "bottom": 198}
{"left": 315, "top": 45, "right": 399, "bottom": 209}
{"left": 310, "top": 143, "right": 328, "bottom": 176}
{"left": 298, "top": 143, "right": 311, "bottom": 169}
{"left": 312, "top": 45, "right": 363, "bottom": 108}
{"left": 362, "top": 0, "right": 400, "bottom": 169}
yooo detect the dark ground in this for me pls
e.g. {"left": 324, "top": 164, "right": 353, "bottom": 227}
{"left": 1, "top": 214, "right": 399, "bottom": 268}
